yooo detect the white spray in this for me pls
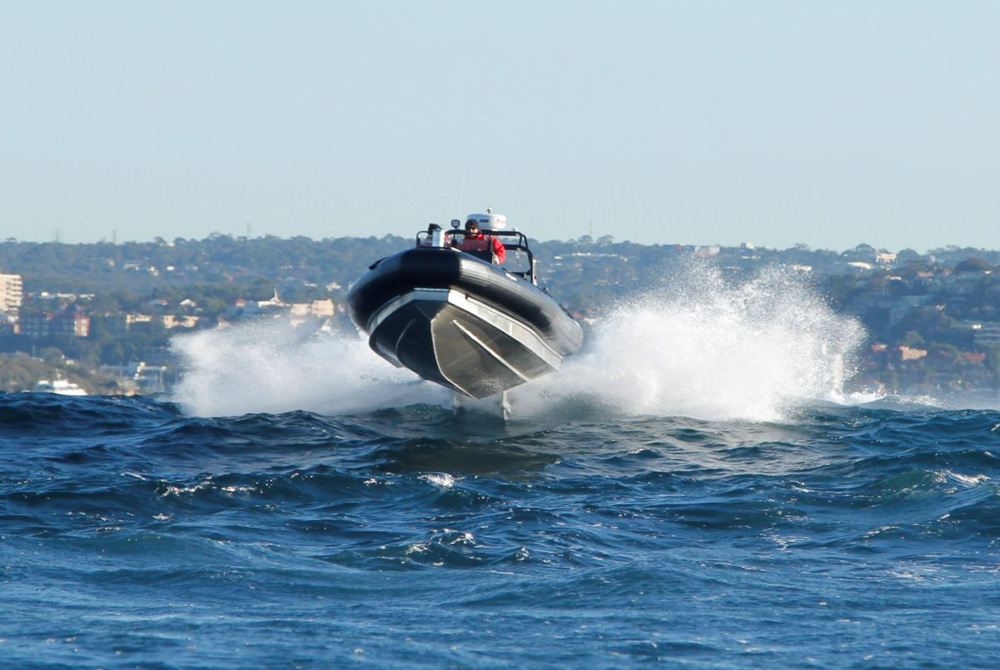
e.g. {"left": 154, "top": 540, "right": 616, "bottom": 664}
{"left": 171, "top": 262, "right": 864, "bottom": 422}
{"left": 170, "top": 319, "right": 447, "bottom": 417}
{"left": 513, "top": 262, "right": 866, "bottom": 422}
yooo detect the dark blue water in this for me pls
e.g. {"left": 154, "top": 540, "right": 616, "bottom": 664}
{"left": 3, "top": 392, "right": 1000, "bottom": 668}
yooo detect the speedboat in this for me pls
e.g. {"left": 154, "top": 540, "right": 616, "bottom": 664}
{"left": 347, "top": 211, "right": 583, "bottom": 399}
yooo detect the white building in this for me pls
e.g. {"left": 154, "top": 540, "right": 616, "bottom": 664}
{"left": 0, "top": 273, "right": 23, "bottom": 315}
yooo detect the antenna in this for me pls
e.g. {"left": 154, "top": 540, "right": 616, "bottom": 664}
{"left": 457, "top": 171, "right": 465, "bottom": 216}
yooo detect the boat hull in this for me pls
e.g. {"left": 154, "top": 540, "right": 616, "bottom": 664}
{"left": 348, "top": 248, "right": 582, "bottom": 398}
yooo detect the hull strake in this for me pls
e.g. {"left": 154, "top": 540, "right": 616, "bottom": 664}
{"left": 368, "top": 289, "right": 562, "bottom": 399}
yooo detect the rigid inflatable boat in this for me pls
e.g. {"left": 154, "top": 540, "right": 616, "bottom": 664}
{"left": 347, "top": 212, "right": 583, "bottom": 399}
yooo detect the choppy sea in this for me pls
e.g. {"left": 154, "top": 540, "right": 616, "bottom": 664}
{"left": 4, "top": 267, "right": 1000, "bottom": 668}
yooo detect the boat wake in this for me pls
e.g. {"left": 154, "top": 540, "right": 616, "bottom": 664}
{"left": 171, "top": 263, "right": 865, "bottom": 422}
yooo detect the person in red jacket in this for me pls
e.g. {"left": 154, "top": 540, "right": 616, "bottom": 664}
{"left": 453, "top": 219, "right": 506, "bottom": 264}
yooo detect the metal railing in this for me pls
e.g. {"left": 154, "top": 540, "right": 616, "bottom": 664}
{"left": 414, "top": 228, "right": 537, "bottom": 284}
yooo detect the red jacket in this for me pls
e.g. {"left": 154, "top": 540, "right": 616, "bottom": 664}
{"left": 455, "top": 232, "right": 506, "bottom": 263}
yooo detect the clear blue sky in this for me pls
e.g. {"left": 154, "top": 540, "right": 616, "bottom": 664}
{"left": 2, "top": 1, "right": 998, "bottom": 251}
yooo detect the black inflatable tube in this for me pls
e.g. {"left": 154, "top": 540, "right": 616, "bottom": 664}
{"left": 347, "top": 247, "right": 582, "bottom": 356}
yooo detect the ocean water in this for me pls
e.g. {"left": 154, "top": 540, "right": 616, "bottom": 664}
{"left": 4, "top": 267, "right": 1000, "bottom": 668}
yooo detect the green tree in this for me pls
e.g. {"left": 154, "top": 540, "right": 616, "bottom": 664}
{"left": 901, "top": 331, "right": 926, "bottom": 348}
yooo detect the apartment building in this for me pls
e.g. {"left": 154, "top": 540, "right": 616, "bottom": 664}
{"left": 0, "top": 273, "right": 23, "bottom": 315}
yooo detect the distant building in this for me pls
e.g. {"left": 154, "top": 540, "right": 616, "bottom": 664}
{"left": 0, "top": 273, "right": 23, "bottom": 316}
{"left": 898, "top": 345, "right": 928, "bottom": 362}
{"left": 106, "top": 314, "right": 154, "bottom": 335}
{"left": 257, "top": 290, "right": 285, "bottom": 310}
{"left": 875, "top": 252, "right": 897, "bottom": 265}
{"left": 106, "top": 312, "right": 199, "bottom": 333}
{"left": 160, "top": 315, "right": 201, "bottom": 329}
{"left": 310, "top": 299, "right": 335, "bottom": 317}
{"left": 20, "top": 312, "right": 90, "bottom": 338}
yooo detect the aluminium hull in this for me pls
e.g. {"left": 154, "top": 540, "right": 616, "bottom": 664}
{"left": 368, "top": 288, "right": 563, "bottom": 399}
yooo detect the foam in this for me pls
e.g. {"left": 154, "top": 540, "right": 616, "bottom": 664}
{"left": 512, "top": 262, "right": 866, "bottom": 422}
{"left": 170, "top": 319, "right": 446, "bottom": 417}
{"left": 172, "top": 262, "right": 865, "bottom": 422}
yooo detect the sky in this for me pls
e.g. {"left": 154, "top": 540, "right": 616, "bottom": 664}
{"left": 2, "top": 1, "right": 998, "bottom": 251}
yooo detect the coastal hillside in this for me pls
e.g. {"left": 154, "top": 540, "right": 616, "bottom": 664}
{"left": 2, "top": 236, "right": 1000, "bottom": 396}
